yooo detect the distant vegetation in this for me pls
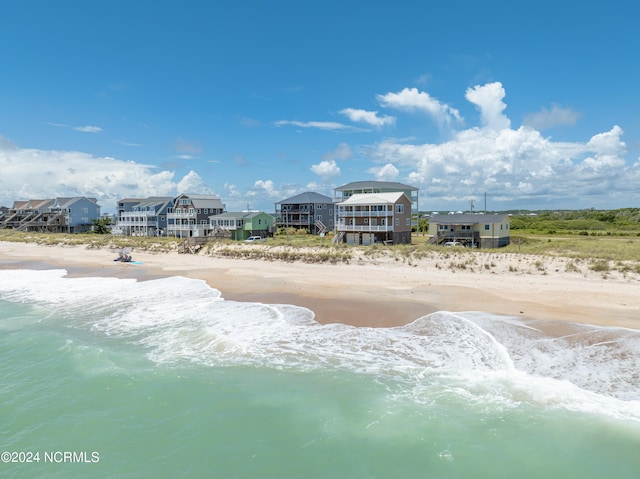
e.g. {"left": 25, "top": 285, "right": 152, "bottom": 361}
{"left": 1, "top": 208, "right": 639, "bottom": 269}
{"left": 507, "top": 208, "right": 640, "bottom": 236}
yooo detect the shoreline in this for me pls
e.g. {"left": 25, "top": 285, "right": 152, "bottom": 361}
{"left": 1, "top": 240, "right": 639, "bottom": 330}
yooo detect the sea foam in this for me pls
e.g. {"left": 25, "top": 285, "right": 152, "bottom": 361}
{"left": 1, "top": 268, "right": 639, "bottom": 421}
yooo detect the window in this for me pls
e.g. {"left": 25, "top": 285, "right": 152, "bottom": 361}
{"left": 167, "top": 208, "right": 174, "bottom": 213}
{"left": 485, "top": 224, "right": 490, "bottom": 230}
{"left": 395, "top": 218, "right": 400, "bottom": 226}
{"left": 364, "top": 218, "right": 369, "bottom": 224}
{"left": 197, "top": 209, "right": 201, "bottom": 214}
{"left": 203, "top": 209, "right": 208, "bottom": 214}
{"left": 395, "top": 204, "right": 404, "bottom": 213}
{"left": 406, "top": 218, "right": 410, "bottom": 226}
{"left": 258, "top": 219, "right": 262, "bottom": 225}
{"left": 176, "top": 208, "right": 182, "bottom": 213}
{"left": 316, "top": 215, "right": 322, "bottom": 220}
{"left": 180, "top": 198, "right": 190, "bottom": 205}
{"left": 189, "top": 208, "right": 195, "bottom": 214}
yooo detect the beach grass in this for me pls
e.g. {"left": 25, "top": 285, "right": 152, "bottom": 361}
{"left": 1, "top": 228, "right": 639, "bottom": 274}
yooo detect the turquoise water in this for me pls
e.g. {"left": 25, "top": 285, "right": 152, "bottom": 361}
{"left": 1, "top": 269, "right": 639, "bottom": 478}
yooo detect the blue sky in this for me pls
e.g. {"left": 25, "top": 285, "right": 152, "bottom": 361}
{"left": 1, "top": 0, "right": 639, "bottom": 214}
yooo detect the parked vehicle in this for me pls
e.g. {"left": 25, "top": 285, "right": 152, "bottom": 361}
{"left": 245, "top": 236, "right": 265, "bottom": 242}
{"left": 443, "top": 241, "right": 463, "bottom": 247}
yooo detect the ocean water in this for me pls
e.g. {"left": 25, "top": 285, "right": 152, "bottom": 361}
{"left": 1, "top": 269, "right": 639, "bottom": 479}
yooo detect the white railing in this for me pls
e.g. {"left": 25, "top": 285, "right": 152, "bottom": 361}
{"left": 167, "top": 213, "right": 197, "bottom": 219}
{"left": 336, "top": 211, "right": 393, "bottom": 217}
{"left": 336, "top": 225, "right": 393, "bottom": 232}
{"left": 118, "top": 219, "right": 157, "bottom": 226}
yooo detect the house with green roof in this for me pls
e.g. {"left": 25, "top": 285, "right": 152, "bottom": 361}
{"left": 209, "top": 211, "right": 274, "bottom": 241}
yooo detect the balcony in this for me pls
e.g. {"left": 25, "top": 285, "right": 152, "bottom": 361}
{"left": 167, "top": 212, "right": 197, "bottom": 220}
{"left": 336, "top": 210, "right": 393, "bottom": 218}
{"left": 336, "top": 225, "right": 393, "bottom": 232}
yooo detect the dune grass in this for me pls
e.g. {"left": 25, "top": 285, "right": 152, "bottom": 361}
{"left": 1, "top": 228, "right": 639, "bottom": 273}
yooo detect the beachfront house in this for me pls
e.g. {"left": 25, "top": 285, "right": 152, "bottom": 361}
{"left": 209, "top": 211, "right": 275, "bottom": 241}
{"left": 333, "top": 181, "right": 419, "bottom": 230}
{"left": 115, "top": 197, "right": 175, "bottom": 236}
{"left": 427, "top": 213, "right": 511, "bottom": 248}
{"left": 167, "top": 193, "right": 225, "bottom": 238}
{"left": 0, "top": 197, "right": 101, "bottom": 233}
{"left": 275, "top": 192, "right": 333, "bottom": 235}
{"left": 335, "top": 191, "right": 413, "bottom": 245}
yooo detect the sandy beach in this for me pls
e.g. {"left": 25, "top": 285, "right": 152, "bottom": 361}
{"left": 0, "top": 240, "right": 638, "bottom": 330}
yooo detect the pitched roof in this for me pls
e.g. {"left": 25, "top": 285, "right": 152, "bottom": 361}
{"left": 178, "top": 194, "right": 225, "bottom": 209}
{"left": 276, "top": 191, "right": 332, "bottom": 205}
{"left": 429, "top": 213, "right": 509, "bottom": 225}
{"left": 134, "top": 197, "right": 174, "bottom": 209}
{"left": 27, "top": 199, "right": 55, "bottom": 210}
{"left": 335, "top": 180, "right": 418, "bottom": 192}
{"left": 339, "top": 191, "right": 408, "bottom": 205}
{"left": 210, "top": 211, "right": 273, "bottom": 220}
{"left": 54, "top": 197, "right": 98, "bottom": 207}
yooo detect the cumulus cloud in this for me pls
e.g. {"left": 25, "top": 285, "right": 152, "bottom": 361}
{"left": 369, "top": 163, "right": 399, "bottom": 181}
{"left": 523, "top": 104, "right": 582, "bottom": 130}
{"left": 309, "top": 143, "right": 351, "bottom": 181}
{"left": 176, "top": 170, "right": 213, "bottom": 194}
{"left": 369, "top": 82, "right": 639, "bottom": 209}
{"left": 377, "top": 118, "right": 640, "bottom": 208}
{"left": 465, "top": 82, "right": 510, "bottom": 131}
{"left": 376, "top": 87, "right": 462, "bottom": 128}
{"left": 0, "top": 136, "right": 213, "bottom": 212}
{"left": 339, "top": 108, "right": 396, "bottom": 127}
{"left": 310, "top": 160, "right": 341, "bottom": 180}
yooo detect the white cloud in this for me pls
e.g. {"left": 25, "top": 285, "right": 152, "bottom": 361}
{"left": 523, "top": 104, "right": 582, "bottom": 130}
{"left": 465, "top": 82, "right": 510, "bottom": 131}
{"left": 47, "top": 122, "right": 103, "bottom": 133}
{"left": 176, "top": 170, "right": 213, "bottom": 194}
{"left": 274, "top": 120, "right": 354, "bottom": 131}
{"left": 252, "top": 179, "right": 280, "bottom": 198}
{"left": 339, "top": 108, "right": 396, "bottom": 127}
{"left": 369, "top": 82, "right": 639, "bottom": 209}
{"left": 0, "top": 136, "right": 212, "bottom": 212}
{"left": 310, "top": 160, "right": 341, "bottom": 180}
{"left": 376, "top": 87, "right": 462, "bottom": 128}
{"left": 73, "top": 125, "right": 103, "bottom": 133}
{"left": 369, "top": 163, "right": 399, "bottom": 181}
